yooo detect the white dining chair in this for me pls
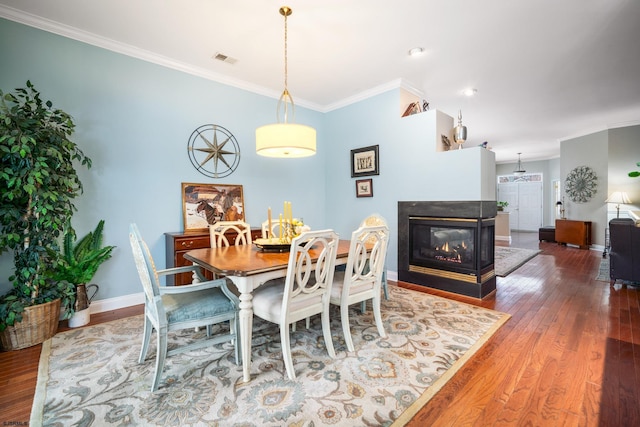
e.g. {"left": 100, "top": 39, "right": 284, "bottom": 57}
{"left": 209, "top": 221, "right": 253, "bottom": 248}
{"left": 330, "top": 223, "right": 389, "bottom": 352}
{"left": 129, "top": 223, "right": 240, "bottom": 392}
{"left": 252, "top": 229, "right": 339, "bottom": 380}
{"left": 360, "top": 213, "right": 390, "bottom": 300}
{"left": 261, "top": 219, "right": 284, "bottom": 239}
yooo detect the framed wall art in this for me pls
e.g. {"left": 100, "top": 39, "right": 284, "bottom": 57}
{"left": 351, "top": 145, "right": 379, "bottom": 177}
{"left": 182, "top": 183, "right": 245, "bottom": 231}
{"left": 355, "top": 178, "right": 373, "bottom": 198}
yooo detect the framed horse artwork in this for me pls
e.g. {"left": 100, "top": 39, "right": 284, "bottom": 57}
{"left": 181, "top": 183, "right": 246, "bottom": 231}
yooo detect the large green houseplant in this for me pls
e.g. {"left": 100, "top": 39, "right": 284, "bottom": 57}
{"left": 0, "top": 81, "right": 92, "bottom": 349}
{"left": 48, "top": 220, "right": 116, "bottom": 327}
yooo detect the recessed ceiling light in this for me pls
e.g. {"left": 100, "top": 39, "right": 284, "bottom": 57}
{"left": 463, "top": 88, "right": 478, "bottom": 97}
{"left": 408, "top": 47, "right": 425, "bottom": 57}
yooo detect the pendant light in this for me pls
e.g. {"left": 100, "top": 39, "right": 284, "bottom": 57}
{"left": 256, "top": 6, "right": 316, "bottom": 158}
{"left": 513, "top": 152, "right": 526, "bottom": 176}
{"left": 453, "top": 110, "right": 467, "bottom": 149}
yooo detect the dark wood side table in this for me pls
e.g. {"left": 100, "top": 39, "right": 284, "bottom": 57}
{"left": 165, "top": 228, "right": 262, "bottom": 285}
{"left": 555, "top": 219, "right": 592, "bottom": 250}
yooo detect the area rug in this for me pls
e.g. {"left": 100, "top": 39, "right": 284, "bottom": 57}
{"left": 494, "top": 246, "right": 541, "bottom": 277}
{"left": 32, "top": 286, "right": 510, "bottom": 426}
{"left": 596, "top": 257, "right": 610, "bottom": 282}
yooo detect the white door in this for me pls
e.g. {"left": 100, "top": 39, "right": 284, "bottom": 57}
{"left": 498, "top": 178, "right": 543, "bottom": 232}
{"left": 517, "top": 182, "right": 543, "bottom": 231}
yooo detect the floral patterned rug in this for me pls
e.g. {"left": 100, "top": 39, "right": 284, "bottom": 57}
{"left": 494, "top": 246, "right": 541, "bottom": 277}
{"left": 32, "top": 286, "right": 509, "bottom": 426}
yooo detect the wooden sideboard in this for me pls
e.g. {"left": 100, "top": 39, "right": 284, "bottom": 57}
{"left": 555, "top": 219, "right": 592, "bottom": 250}
{"left": 165, "top": 228, "right": 262, "bottom": 285}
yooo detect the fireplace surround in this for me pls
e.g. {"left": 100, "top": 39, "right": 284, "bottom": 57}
{"left": 398, "top": 201, "right": 497, "bottom": 298}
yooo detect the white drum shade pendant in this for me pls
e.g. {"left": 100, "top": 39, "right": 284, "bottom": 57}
{"left": 256, "top": 6, "right": 316, "bottom": 158}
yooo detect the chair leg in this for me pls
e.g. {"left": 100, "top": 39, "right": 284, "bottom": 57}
{"left": 382, "top": 270, "right": 389, "bottom": 300}
{"left": 372, "top": 295, "right": 386, "bottom": 338}
{"left": 138, "top": 316, "right": 153, "bottom": 364}
{"left": 322, "top": 308, "right": 336, "bottom": 358}
{"left": 280, "top": 325, "right": 296, "bottom": 380}
{"left": 232, "top": 315, "right": 241, "bottom": 365}
{"left": 151, "top": 327, "right": 168, "bottom": 392}
{"left": 341, "top": 303, "right": 355, "bottom": 352}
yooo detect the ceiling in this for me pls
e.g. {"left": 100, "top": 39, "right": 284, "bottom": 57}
{"left": 2, "top": 0, "right": 640, "bottom": 163}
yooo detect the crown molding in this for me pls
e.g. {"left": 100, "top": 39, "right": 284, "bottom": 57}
{"left": 322, "top": 78, "right": 424, "bottom": 113}
{"left": 559, "top": 119, "right": 640, "bottom": 142}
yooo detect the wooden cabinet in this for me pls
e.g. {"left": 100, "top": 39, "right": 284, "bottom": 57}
{"left": 555, "top": 219, "right": 592, "bottom": 250}
{"left": 165, "top": 229, "right": 261, "bottom": 285}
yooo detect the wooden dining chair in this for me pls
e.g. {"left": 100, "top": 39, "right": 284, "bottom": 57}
{"left": 360, "top": 213, "right": 390, "bottom": 300}
{"left": 252, "top": 229, "right": 340, "bottom": 380}
{"left": 330, "top": 223, "right": 389, "bottom": 352}
{"left": 129, "top": 223, "right": 240, "bottom": 392}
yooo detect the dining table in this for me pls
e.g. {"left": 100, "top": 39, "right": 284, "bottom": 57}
{"left": 184, "top": 239, "right": 352, "bottom": 382}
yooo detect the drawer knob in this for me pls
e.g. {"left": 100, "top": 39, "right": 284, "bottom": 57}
{"left": 181, "top": 240, "right": 194, "bottom": 248}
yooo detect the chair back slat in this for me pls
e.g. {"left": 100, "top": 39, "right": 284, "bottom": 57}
{"left": 282, "top": 229, "right": 339, "bottom": 319}
{"left": 209, "top": 221, "right": 252, "bottom": 248}
{"left": 344, "top": 224, "right": 389, "bottom": 296}
{"left": 129, "top": 224, "right": 161, "bottom": 300}
{"left": 261, "top": 219, "right": 285, "bottom": 239}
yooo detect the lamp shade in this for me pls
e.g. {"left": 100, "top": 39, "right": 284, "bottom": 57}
{"left": 256, "top": 123, "right": 316, "bottom": 158}
{"left": 606, "top": 191, "right": 632, "bottom": 204}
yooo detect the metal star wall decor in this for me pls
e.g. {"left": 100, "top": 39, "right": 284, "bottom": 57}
{"left": 187, "top": 124, "right": 240, "bottom": 178}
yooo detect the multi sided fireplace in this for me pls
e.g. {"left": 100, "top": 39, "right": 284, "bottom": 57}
{"left": 398, "top": 201, "right": 497, "bottom": 298}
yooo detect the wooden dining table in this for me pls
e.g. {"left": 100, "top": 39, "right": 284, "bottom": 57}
{"left": 184, "top": 239, "right": 352, "bottom": 382}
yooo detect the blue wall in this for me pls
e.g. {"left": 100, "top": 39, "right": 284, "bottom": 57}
{"left": 0, "top": 18, "right": 331, "bottom": 300}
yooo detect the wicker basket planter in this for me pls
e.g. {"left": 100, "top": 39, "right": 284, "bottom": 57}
{"left": 0, "top": 299, "right": 61, "bottom": 351}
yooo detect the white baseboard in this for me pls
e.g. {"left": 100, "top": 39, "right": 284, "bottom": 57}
{"left": 90, "top": 292, "right": 144, "bottom": 314}
{"left": 387, "top": 270, "right": 398, "bottom": 282}
{"left": 495, "top": 235, "right": 512, "bottom": 243}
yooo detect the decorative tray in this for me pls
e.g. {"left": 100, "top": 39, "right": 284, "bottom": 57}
{"left": 253, "top": 238, "right": 291, "bottom": 252}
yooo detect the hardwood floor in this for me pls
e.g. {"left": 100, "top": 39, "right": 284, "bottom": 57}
{"left": 1, "top": 232, "right": 639, "bottom": 425}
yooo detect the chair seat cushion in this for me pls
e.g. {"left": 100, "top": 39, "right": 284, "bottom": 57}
{"left": 330, "top": 271, "right": 375, "bottom": 301}
{"left": 162, "top": 288, "right": 235, "bottom": 324}
{"left": 253, "top": 279, "right": 323, "bottom": 322}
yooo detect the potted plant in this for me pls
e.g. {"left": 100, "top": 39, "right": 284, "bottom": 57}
{"left": 0, "top": 81, "right": 92, "bottom": 349}
{"left": 629, "top": 162, "right": 640, "bottom": 178}
{"left": 48, "top": 220, "right": 116, "bottom": 327}
{"left": 497, "top": 201, "right": 509, "bottom": 211}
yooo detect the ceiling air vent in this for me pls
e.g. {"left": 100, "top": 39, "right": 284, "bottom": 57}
{"left": 213, "top": 52, "right": 237, "bottom": 65}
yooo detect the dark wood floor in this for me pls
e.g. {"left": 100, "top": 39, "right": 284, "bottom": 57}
{"left": 1, "top": 232, "right": 639, "bottom": 426}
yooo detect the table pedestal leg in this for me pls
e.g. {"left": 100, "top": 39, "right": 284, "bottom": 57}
{"left": 239, "top": 292, "right": 253, "bottom": 382}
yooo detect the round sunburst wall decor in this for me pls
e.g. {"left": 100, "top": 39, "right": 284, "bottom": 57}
{"left": 565, "top": 165, "right": 597, "bottom": 203}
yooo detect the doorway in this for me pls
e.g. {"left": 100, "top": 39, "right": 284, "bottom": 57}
{"left": 497, "top": 174, "right": 543, "bottom": 232}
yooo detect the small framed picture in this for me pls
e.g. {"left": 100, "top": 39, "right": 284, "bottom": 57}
{"left": 351, "top": 145, "right": 379, "bottom": 177}
{"left": 182, "top": 183, "right": 245, "bottom": 231}
{"left": 355, "top": 178, "right": 373, "bottom": 198}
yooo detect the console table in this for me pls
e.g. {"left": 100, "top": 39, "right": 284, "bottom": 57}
{"left": 165, "top": 228, "right": 262, "bottom": 285}
{"left": 555, "top": 219, "right": 592, "bottom": 250}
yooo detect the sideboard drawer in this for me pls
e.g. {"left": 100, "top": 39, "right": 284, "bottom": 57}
{"left": 174, "top": 235, "right": 210, "bottom": 250}
{"left": 165, "top": 231, "right": 212, "bottom": 285}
